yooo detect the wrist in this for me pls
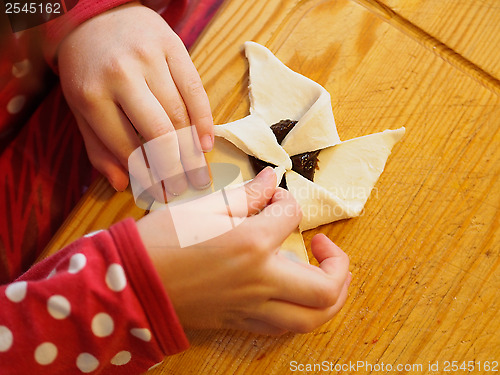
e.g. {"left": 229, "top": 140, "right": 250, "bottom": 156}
{"left": 136, "top": 210, "right": 179, "bottom": 282}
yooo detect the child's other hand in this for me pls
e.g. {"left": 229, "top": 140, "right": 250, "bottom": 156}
{"left": 58, "top": 2, "right": 213, "bottom": 192}
{"left": 138, "top": 168, "right": 351, "bottom": 335}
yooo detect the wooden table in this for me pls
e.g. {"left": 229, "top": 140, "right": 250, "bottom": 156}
{"left": 43, "top": 0, "right": 500, "bottom": 373}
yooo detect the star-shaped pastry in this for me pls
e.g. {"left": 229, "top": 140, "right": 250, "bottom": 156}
{"left": 209, "top": 42, "right": 405, "bottom": 262}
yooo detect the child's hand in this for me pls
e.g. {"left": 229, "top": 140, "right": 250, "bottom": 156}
{"left": 137, "top": 168, "right": 351, "bottom": 334}
{"left": 58, "top": 2, "right": 213, "bottom": 192}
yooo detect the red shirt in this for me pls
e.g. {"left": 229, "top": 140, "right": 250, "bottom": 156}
{"left": 0, "top": 219, "right": 189, "bottom": 373}
{"left": 0, "top": 0, "right": 225, "bottom": 372}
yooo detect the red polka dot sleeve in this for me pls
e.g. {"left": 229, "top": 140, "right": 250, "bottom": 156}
{"left": 0, "top": 218, "right": 189, "bottom": 374}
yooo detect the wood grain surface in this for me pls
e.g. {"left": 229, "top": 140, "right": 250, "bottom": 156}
{"left": 368, "top": 0, "right": 500, "bottom": 79}
{"left": 42, "top": 0, "right": 500, "bottom": 373}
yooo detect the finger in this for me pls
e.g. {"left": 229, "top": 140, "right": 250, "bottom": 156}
{"left": 270, "top": 186, "right": 297, "bottom": 205}
{"left": 117, "top": 80, "right": 188, "bottom": 196}
{"left": 310, "top": 234, "right": 350, "bottom": 279}
{"left": 81, "top": 99, "right": 141, "bottom": 169}
{"left": 240, "top": 186, "right": 302, "bottom": 250}
{"left": 185, "top": 168, "right": 282, "bottom": 248}
{"left": 330, "top": 271, "right": 352, "bottom": 315}
{"left": 163, "top": 33, "right": 214, "bottom": 151}
{"left": 128, "top": 144, "right": 169, "bottom": 206}
{"left": 116, "top": 76, "right": 175, "bottom": 141}
{"left": 257, "top": 269, "right": 352, "bottom": 334}
{"left": 145, "top": 58, "right": 191, "bottom": 130}
{"left": 178, "top": 166, "right": 276, "bottom": 217}
{"left": 223, "top": 166, "right": 277, "bottom": 217}
{"left": 258, "top": 234, "right": 349, "bottom": 308}
{"left": 74, "top": 112, "right": 129, "bottom": 191}
{"left": 147, "top": 56, "right": 210, "bottom": 188}
{"left": 175, "top": 125, "right": 211, "bottom": 189}
{"left": 253, "top": 296, "right": 348, "bottom": 334}
{"left": 265, "top": 249, "right": 348, "bottom": 309}
{"left": 141, "top": 130, "right": 188, "bottom": 197}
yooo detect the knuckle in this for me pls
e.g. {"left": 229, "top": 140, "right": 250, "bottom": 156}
{"left": 165, "top": 52, "right": 183, "bottom": 67}
{"left": 257, "top": 233, "right": 275, "bottom": 254}
{"left": 116, "top": 146, "right": 134, "bottom": 167}
{"left": 147, "top": 118, "right": 171, "bottom": 139}
{"left": 78, "top": 85, "right": 103, "bottom": 108}
{"left": 168, "top": 104, "right": 189, "bottom": 127}
{"left": 105, "top": 56, "right": 129, "bottom": 80}
{"left": 313, "top": 282, "right": 339, "bottom": 307}
{"left": 185, "top": 78, "right": 206, "bottom": 97}
{"left": 245, "top": 184, "right": 264, "bottom": 205}
{"left": 165, "top": 33, "right": 185, "bottom": 53}
{"left": 133, "top": 44, "right": 156, "bottom": 63}
{"left": 244, "top": 235, "right": 263, "bottom": 252}
{"left": 243, "top": 234, "right": 270, "bottom": 256}
{"left": 194, "top": 113, "right": 214, "bottom": 129}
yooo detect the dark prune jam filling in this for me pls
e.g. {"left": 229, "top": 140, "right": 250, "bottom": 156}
{"left": 249, "top": 119, "right": 320, "bottom": 189}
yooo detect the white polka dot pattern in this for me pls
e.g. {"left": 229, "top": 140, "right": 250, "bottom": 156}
{"left": 91, "top": 313, "right": 114, "bottom": 338}
{"left": 68, "top": 253, "right": 87, "bottom": 274}
{"left": 130, "top": 328, "right": 152, "bottom": 342}
{"left": 46, "top": 268, "right": 57, "bottom": 279}
{"left": 0, "top": 326, "right": 13, "bottom": 352}
{"left": 105, "top": 264, "right": 127, "bottom": 292}
{"left": 7, "top": 95, "right": 26, "bottom": 114}
{"left": 11, "top": 59, "right": 31, "bottom": 78}
{"left": 47, "top": 295, "right": 71, "bottom": 320}
{"left": 76, "top": 353, "right": 100, "bottom": 373}
{"left": 34, "top": 342, "right": 58, "bottom": 365}
{"left": 110, "top": 351, "right": 131, "bottom": 366}
{"left": 5, "top": 281, "right": 27, "bottom": 303}
{"left": 0, "top": 219, "right": 160, "bottom": 373}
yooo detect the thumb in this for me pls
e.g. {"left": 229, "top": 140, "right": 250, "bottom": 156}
{"left": 223, "top": 167, "right": 277, "bottom": 217}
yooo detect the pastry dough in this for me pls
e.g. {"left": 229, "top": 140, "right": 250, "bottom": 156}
{"left": 210, "top": 42, "right": 405, "bottom": 262}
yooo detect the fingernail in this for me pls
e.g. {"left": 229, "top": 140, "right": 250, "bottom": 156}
{"left": 188, "top": 166, "right": 211, "bottom": 190}
{"left": 200, "top": 134, "right": 213, "bottom": 152}
{"left": 108, "top": 177, "right": 119, "bottom": 192}
{"left": 256, "top": 166, "right": 274, "bottom": 180}
{"left": 164, "top": 175, "right": 188, "bottom": 197}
